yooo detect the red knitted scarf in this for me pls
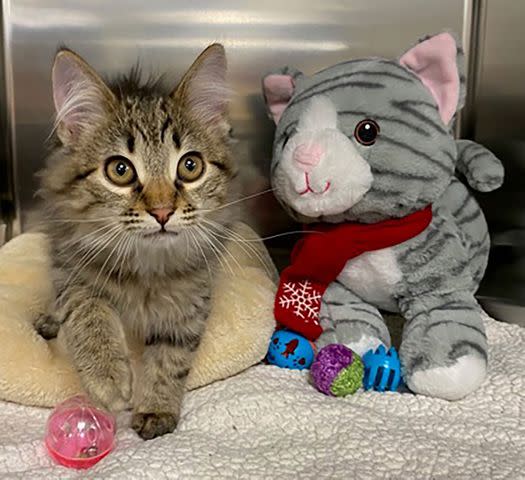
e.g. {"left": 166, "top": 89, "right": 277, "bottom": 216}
{"left": 274, "top": 206, "right": 433, "bottom": 340}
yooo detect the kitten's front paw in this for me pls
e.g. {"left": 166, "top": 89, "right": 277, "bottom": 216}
{"left": 82, "top": 357, "right": 133, "bottom": 412}
{"left": 131, "top": 412, "right": 178, "bottom": 440}
{"left": 34, "top": 314, "right": 60, "bottom": 340}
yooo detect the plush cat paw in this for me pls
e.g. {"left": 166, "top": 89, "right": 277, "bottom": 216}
{"left": 131, "top": 412, "right": 179, "bottom": 440}
{"left": 406, "top": 353, "right": 487, "bottom": 400}
{"left": 82, "top": 356, "right": 133, "bottom": 412}
{"left": 467, "top": 170, "right": 503, "bottom": 193}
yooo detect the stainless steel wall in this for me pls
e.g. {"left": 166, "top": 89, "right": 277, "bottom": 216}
{"left": 466, "top": 0, "right": 525, "bottom": 324}
{"left": 1, "top": 0, "right": 466, "bottom": 241}
{"left": 6, "top": 1, "right": 525, "bottom": 322}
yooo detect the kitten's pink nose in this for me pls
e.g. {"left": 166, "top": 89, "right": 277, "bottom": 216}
{"left": 148, "top": 208, "right": 174, "bottom": 226}
{"left": 293, "top": 143, "right": 324, "bottom": 172}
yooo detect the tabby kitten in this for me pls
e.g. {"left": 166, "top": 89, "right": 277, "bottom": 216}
{"left": 35, "top": 44, "right": 236, "bottom": 440}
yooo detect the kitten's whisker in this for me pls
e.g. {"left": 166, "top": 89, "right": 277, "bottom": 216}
{"left": 64, "top": 228, "right": 122, "bottom": 288}
{"left": 183, "top": 230, "right": 191, "bottom": 262}
{"left": 33, "top": 216, "right": 117, "bottom": 226}
{"left": 200, "top": 219, "right": 270, "bottom": 272}
{"left": 59, "top": 224, "right": 121, "bottom": 270}
{"left": 194, "top": 226, "right": 231, "bottom": 276}
{"left": 199, "top": 188, "right": 274, "bottom": 213}
{"left": 103, "top": 233, "right": 130, "bottom": 290}
{"left": 91, "top": 231, "right": 126, "bottom": 298}
{"left": 64, "top": 233, "right": 120, "bottom": 289}
{"left": 59, "top": 229, "right": 120, "bottom": 278}
{"left": 196, "top": 224, "right": 247, "bottom": 275}
{"left": 213, "top": 228, "right": 324, "bottom": 243}
{"left": 188, "top": 229, "right": 212, "bottom": 281}
{"left": 94, "top": 233, "right": 129, "bottom": 299}
{"left": 59, "top": 222, "right": 119, "bottom": 250}
{"left": 195, "top": 225, "right": 237, "bottom": 277}
{"left": 117, "top": 234, "right": 135, "bottom": 286}
{"left": 200, "top": 219, "right": 274, "bottom": 276}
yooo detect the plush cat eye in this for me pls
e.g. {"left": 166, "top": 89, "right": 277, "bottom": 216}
{"left": 177, "top": 152, "right": 205, "bottom": 182}
{"left": 354, "top": 119, "right": 380, "bottom": 146}
{"left": 104, "top": 156, "right": 137, "bottom": 186}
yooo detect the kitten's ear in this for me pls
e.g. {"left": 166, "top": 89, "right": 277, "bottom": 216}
{"left": 173, "top": 44, "right": 230, "bottom": 129}
{"left": 399, "top": 32, "right": 460, "bottom": 125}
{"left": 52, "top": 48, "right": 115, "bottom": 143}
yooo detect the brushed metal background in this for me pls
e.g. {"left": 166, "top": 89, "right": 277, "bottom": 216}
{"left": 2, "top": 0, "right": 466, "bottom": 236}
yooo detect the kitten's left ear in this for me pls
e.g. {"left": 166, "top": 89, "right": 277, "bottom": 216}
{"left": 399, "top": 32, "right": 461, "bottom": 125}
{"left": 52, "top": 48, "right": 116, "bottom": 144}
{"left": 173, "top": 44, "right": 230, "bottom": 130}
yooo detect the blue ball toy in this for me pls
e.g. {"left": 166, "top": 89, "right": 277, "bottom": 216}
{"left": 362, "top": 345, "right": 402, "bottom": 392}
{"left": 266, "top": 330, "right": 316, "bottom": 370}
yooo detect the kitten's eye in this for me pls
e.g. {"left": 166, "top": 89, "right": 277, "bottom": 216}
{"left": 177, "top": 152, "right": 204, "bottom": 182}
{"left": 104, "top": 156, "right": 137, "bottom": 186}
{"left": 354, "top": 119, "right": 380, "bottom": 146}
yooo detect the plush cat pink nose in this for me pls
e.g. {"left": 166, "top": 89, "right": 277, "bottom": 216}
{"left": 148, "top": 208, "right": 174, "bottom": 226}
{"left": 293, "top": 143, "right": 324, "bottom": 172}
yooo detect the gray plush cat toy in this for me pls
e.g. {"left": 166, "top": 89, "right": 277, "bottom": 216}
{"left": 262, "top": 32, "right": 504, "bottom": 400}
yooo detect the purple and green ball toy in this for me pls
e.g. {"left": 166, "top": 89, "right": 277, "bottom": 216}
{"left": 310, "top": 344, "right": 364, "bottom": 397}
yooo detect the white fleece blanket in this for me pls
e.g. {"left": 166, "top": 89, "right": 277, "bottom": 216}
{"left": 0, "top": 316, "right": 523, "bottom": 480}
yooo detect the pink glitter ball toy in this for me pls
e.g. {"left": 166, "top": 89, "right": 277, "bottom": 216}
{"left": 44, "top": 395, "right": 116, "bottom": 469}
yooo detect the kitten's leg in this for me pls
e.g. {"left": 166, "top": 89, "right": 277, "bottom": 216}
{"left": 59, "top": 287, "right": 132, "bottom": 411}
{"left": 399, "top": 290, "right": 487, "bottom": 400}
{"left": 34, "top": 278, "right": 67, "bottom": 339}
{"left": 317, "top": 281, "right": 391, "bottom": 356}
{"left": 131, "top": 325, "right": 204, "bottom": 440}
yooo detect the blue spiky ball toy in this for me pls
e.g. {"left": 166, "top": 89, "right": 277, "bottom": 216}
{"left": 362, "top": 345, "right": 402, "bottom": 392}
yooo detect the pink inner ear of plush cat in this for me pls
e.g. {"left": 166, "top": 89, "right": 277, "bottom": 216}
{"left": 399, "top": 32, "right": 459, "bottom": 125}
{"left": 263, "top": 74, "right": 295, "bottom": 124}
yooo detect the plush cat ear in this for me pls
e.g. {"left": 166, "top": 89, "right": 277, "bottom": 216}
{"left": 52, "top": 48, "right": 115, "bottom": 143}
{"left": 262, "top": 67, "right": 302, "bottom": 124}
{"left": 173, "top": 44, "right": 230, "bottom": 129}
{"left": 399, "top": 32, "right": 460, "bottom": 125}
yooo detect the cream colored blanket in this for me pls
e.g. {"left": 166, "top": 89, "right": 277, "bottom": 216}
{"left": 0, "top": 316, "right": 523, "bottom": 478}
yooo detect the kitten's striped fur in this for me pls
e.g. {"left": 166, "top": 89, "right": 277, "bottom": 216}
{"left": 35, "top": 44, "right": 237, "bottom": 439}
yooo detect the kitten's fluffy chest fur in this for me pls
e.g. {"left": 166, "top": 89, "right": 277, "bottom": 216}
{"left": 51, "top": 238, "right": 215, "bottom": 340}
{"left": 91, "top": 245, "right": 213, "bottom": 338}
